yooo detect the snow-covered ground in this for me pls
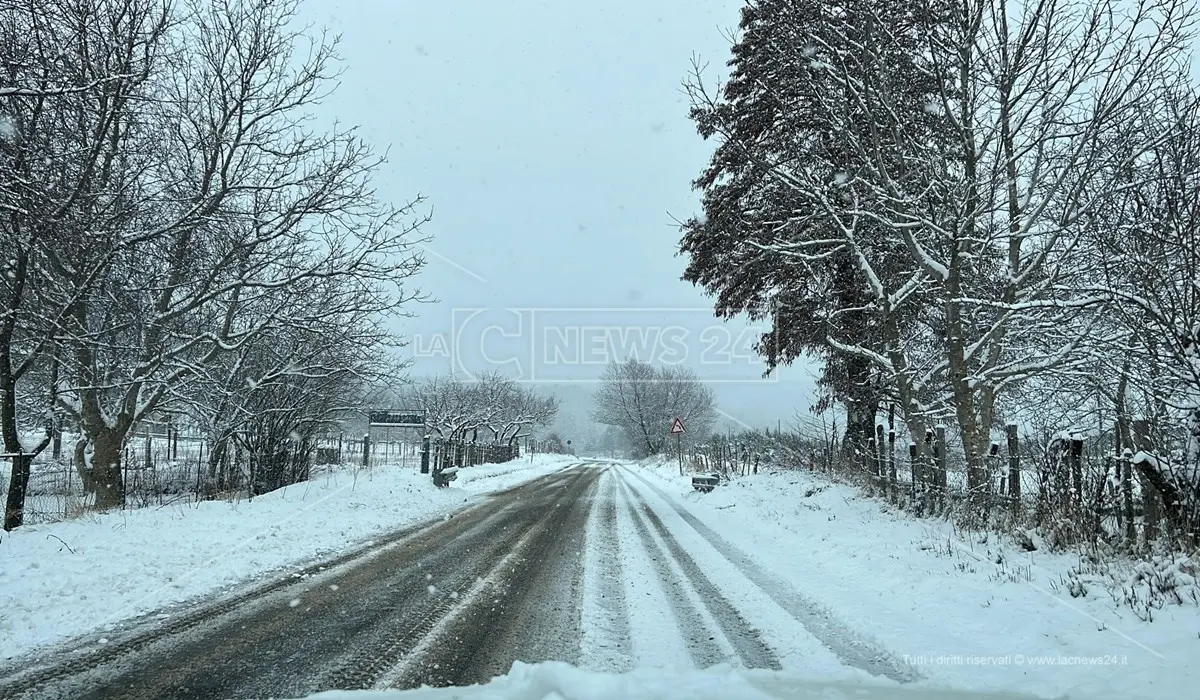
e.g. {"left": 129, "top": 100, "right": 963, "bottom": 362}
{"left": 5, "top": 456, "right": 1195, "bottom": 699}
{"left": 0, "top": 454, "right": 577, "bottom": 661}
{"left": 288, "top": 457, "right": 1200, "bottom": 700}
{"left": 305, "top": 660, "right": 1043, "bottom": 700}
{"left": 606, "top": 460, "right": 1200, "bottom": 700}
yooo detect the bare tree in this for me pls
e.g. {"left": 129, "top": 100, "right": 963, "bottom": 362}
{"left": 184, "top": 277, "right": 403, "bottom": 494}
{"left": 41, "top": 0, "right": 427, "bottom": 510}
{"left": 591, "top": 359, "right": 716, "bottom": 457}
{"left": 1084, "top": 87, "right": 1200, "bottom": 540}
{"left": 0, "top": 0, "right": 171, "bottom": 529}
{"left": 487, "top": 382, "right": 559, "bottom": 446}
{"left": 401, "top": 373, "right": 558, "bottom": 444}
{"left": 402, "top": 375, "right": 489, "bottom": 440}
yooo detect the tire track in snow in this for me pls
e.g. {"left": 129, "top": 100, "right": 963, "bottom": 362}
{"left": 615, "top": 478, "right": 741, "bottom": 669}
{"left": 617, "top": 473, "right": 781, "bottom": 671}
{"left": 580, "top": 469, "right": 634, "bottom": 671}
{"left": 620, "top": 466, "right": 922, "bottom": 683}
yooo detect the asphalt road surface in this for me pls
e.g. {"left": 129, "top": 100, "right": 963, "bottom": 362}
{"left": 0, "top": 462, "right": 920, "bottom": 700}
{"left": 0, "top": 465, "right": 599, "bottom": 700}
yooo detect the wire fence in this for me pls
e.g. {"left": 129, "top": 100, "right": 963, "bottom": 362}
{"left": 0, "top": 431, "right": 362, "bottom": 525}
{"left": 678, "top": 422, "right": 1199, "bottom": 554}
{"left": 0, "top": 427, "right": 547, "bottom": 525}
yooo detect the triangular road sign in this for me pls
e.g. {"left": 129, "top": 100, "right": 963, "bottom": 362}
{"left": 669, "top": 417, "right": 686, "bottom": 434}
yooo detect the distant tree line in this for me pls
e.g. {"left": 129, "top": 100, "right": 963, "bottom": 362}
{"left": 395, "top": 372, "right": 560, "bottom": 445}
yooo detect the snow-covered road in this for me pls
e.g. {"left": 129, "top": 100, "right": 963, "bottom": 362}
{"left": 0, "top": 463, "right": 892, "bottom": 698}
{"left": 2, "top": 460, "right": 1195, "bottom": 699}
{"left": 593, "top": 465, "right": 912, "bottom": 681}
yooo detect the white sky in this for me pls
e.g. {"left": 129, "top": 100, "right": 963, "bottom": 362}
{"left": 300, "top": 0, "right": 821, "bottom": 431}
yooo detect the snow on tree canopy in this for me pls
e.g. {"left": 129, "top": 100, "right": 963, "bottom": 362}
{"left": 0, "top": 114, "right": 17, "bottom": 143}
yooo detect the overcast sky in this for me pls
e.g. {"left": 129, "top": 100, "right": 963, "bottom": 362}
{"left": 301, "top": 0, "right": 821, "bottom": 431}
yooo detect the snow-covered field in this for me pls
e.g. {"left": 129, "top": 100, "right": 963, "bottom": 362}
{"left": 0, "top": 454, "right": 578, "bottom": 661}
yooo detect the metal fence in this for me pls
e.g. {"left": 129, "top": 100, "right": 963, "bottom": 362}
{"left": 1, "top": 430, "right": 350, "bottom": 525}
{"left": 0, "top": 429, "right": 535, "bottom": 525}
{"left": 425, "top": 438, "right": 518, "bottom": 472}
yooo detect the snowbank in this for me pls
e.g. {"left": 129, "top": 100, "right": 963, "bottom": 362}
{"left": 300, "top": 660, "right": 1042, "bottom": 700}
{"left": 623, "top": 459, "right": 1200, "bottom": 700}
{"left": 0, "top": 454, "right": 577, "bottom": 660}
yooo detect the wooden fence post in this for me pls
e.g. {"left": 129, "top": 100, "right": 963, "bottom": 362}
{"left": 908, "top": 442, "right": 918, "bottom": 502}
{"left": 935, "top": 427, "right": 947, "bottom": 512}
{"left": 887, "top": 427, "right": 897, "bottom": 499}
{"left": 883, "top": 422, "right": 892, "bottom": 499}
{"left": 1130, "top": 420, "right": 1160, "bottom": 544}
{"left": 988, "top": 441, "right": 1001, "bottom": 510}
{"left": 1068, "top": 435, "right": 1084, "bottom": 511}
{"left": 144, "top": 424, "right": 152, "bottom": 473}
{"left": 923, "top": 430, "right": 934, "bottom": 511}
{"left": 866, "top": 436, "right": 877, "bottom": 486}
{"left": 1006, "top": 424, "right": 1020, "bottom": 511}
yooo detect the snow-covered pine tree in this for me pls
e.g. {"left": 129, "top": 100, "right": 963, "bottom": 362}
{"left": 681, "top": 0, "right": 952, "bottom": 458}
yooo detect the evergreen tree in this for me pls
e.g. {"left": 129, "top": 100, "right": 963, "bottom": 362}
{"left": 681, "top": 0, "right": 951, "bottom": 453}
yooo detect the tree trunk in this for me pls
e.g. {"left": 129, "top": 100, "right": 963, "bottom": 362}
{"left": 0, "top": 338, "right": 27, "bottom": 530}
{"left": 89, "top": 431, "right": 125, "bottom": 509}
{"left": 73, "top": 437, "right": 94, "bottom": 495}
{"left": 841, "top": 377, "right": 879, "bottom": 464}
{"left": 3, "top": 454, "right": 31, "bottom": 531}
{"left": 205, "top": 440, "right": 228, "bottom": 495}
{"left": 49, "top": 345, "right": 62, "bottom": 461}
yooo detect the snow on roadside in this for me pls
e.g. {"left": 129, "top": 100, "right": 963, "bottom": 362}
{"left": 453, "top": 454, "right": 576, "bottom": 494}
{"left": 0, "top": 454, "right": 577, "bottom": 661}
{"left": 624, "top": 459, "right": 1200, "bottom": 700}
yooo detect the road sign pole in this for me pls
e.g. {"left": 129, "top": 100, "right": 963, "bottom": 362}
{"left": 677, "top": 433, "right": 683, "bottom": 476}
{"left": 669, "top": 416, "right": 686, "bottom": 476}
